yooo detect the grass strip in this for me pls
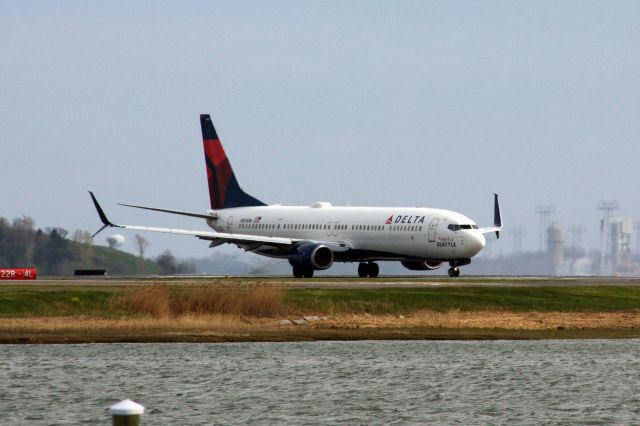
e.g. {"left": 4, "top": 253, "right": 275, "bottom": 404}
{"left": 0, "top": 289, "right": 120, "bottom": 317}
{"left": 284, "top": 286, "right": 640, "bottom": 314}
{"left": 0, "top": 285, "right": 639, "bottom": 317}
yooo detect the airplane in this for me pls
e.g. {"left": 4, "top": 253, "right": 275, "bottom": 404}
{"left": 90, "top": 114, "right": 502, "bottom": 278}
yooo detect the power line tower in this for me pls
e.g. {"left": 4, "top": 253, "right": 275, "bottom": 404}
{"left": 596, "top": 201, "right": 619, "bottom": 275}
{"left": 535, "top": 205, "right": 555, "bottom": 252}
{"left": 511, "top": 225, "right": 525, "bottom": 255}
{"left": 567, "top": 224, "right": 586, "bottom": 252}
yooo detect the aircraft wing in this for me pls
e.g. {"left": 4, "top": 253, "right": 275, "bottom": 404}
{"left": 89, "top": 192, "right": 351, "bottom": 251}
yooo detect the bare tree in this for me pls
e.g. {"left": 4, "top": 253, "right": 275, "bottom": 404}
{"left": 72, "top": 230, "right": 93, "bottom": 265}
{"left": 72, "top": 230, "right": 92, "bottom": 244}
{"left": 106, "top": 235, "right": 118, "bottom": 248}
{"left": 134, "top": 234, "right": 150, "bottom": 258}
{"left": 105, "top": 234, "right": 125, "bottom": 249}
{"left": 13, "top": 215, "right": 35, "bottom": 231}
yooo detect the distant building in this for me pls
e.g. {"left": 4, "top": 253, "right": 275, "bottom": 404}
{"left": 547, "top": 223, "right": 564, "bottom": 274}
{"left": 611, "top": 219, "right": 633, "bottom": 274}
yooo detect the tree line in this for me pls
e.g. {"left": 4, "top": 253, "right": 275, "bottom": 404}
{"left": 0, "top": 215, "right": 194, "bottom": 275}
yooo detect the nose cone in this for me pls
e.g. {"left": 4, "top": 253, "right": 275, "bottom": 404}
{"left": 467, "top": 231, "right": 486, "bottom": 257}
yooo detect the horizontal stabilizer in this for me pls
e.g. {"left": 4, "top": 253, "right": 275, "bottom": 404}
{"left": 118, "top": 203, "right": 217, "bottom": 220}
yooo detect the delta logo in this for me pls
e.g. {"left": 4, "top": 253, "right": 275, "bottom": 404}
{"left": 385, "top": 215, "right": 426, "bottom": 225}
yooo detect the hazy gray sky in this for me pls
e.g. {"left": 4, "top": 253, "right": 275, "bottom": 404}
{"left": 2, "top": 1, "right": 639, "bottom": 258}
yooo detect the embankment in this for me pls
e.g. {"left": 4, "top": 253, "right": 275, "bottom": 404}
{"left": 1, "top": 279, "right": 639, "bottom": 343}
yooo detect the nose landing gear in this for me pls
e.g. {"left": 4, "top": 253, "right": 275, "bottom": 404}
{"left": 447, "top": 259, "right": 471, "bottom": 278}
{"left": 447, "top": 267, "right": 460, "bottom": 277}
{"left": 357, "top": 262, "right": 379, "bottom": 278}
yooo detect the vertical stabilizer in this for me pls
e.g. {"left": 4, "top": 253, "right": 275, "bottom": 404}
{"left": 200, "top": 115, "right": 266, "bottom": 210}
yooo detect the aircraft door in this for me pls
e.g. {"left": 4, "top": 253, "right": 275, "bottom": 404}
{"left": 226, "top": 215, "right": 234, "bottom": 233}
{"left": 427, "top": 218, "right": 439, "bottom": 242}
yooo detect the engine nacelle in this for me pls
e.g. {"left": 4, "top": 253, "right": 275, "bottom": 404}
{"left": 288, "top": 244, "right": 334, "bottom": 270}
{"left": 401, "top": 260, "right": 442, "bottom": 271}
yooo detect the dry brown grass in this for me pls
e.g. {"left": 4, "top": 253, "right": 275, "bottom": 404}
{"left": 319, "top": 310, "right": 640, "bottom": 330}
{"left": 2, "top": 310, "right": 639, "bottom": 344}
{"left": 0, "top": 315, "right": 273, "bottom": 333}
{"left": 110, "top": 283, "right": 287, "bottom": 318}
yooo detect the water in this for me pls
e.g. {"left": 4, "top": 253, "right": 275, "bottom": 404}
{"left": 0, "top": 340, "right": 638, "bottom": 425}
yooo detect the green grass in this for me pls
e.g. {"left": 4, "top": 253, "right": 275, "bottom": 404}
{"left": 90, "top": 246, "right": 162, "bottom": 275}
{"left": 0, "top": 288, "right": 120, "bottom": 317}
{"left": 285, "top": 286, "right": 640, "bottom": 314}
{"left": 1, "top": 284, "right": 640, "bottom": 317}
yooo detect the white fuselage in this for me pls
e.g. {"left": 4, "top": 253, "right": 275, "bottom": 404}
{"left": 206, "top": 203, "right": 486, "bottom": 262}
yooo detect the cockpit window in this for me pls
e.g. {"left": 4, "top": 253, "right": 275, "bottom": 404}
{"left": 448, "top": 224, "right": 478, "bottom": 231}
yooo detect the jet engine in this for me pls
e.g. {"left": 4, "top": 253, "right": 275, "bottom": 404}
{"left": 401, "top": 260, "right": 442, "bottom": 271}
{"left": 288, "top": 244, "right": 334, "bottom": 270}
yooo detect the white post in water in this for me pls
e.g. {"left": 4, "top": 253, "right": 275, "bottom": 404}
{"left": 109, "top": 399, "right": 145, "bottom": 426}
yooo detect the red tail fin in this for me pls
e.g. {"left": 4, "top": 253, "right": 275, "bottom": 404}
{"left": 200, "top": 115, "right": 265, "bottom": 210}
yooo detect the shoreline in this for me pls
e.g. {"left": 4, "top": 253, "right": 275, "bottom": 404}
{"left": 2, "top": 312, "right": 639, "bottom": 344}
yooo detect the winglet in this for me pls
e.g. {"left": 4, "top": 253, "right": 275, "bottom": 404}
{"left": 493, "top": 193, "right": 502, "bottom": 239}
{"left": 89, "top": 191, "right": 119, "bottom": 238}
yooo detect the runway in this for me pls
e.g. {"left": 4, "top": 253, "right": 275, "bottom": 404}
{"left": 6, "top": 275, "right": 640, "bottom": 289}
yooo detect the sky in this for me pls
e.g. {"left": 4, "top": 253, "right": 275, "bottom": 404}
{"left": 1, "top": 1, "right": 639, "bottom": 259}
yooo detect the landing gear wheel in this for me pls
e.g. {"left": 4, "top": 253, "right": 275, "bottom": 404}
{"left": 303, "top": 268, "right": 314, "bottom": 278}
{"left": 448, "top": 267, "right": 460, "bottom": 277}
{"left": 368, "top": 262, "right": 379, "bottom": 278}
{"left": 293, "top": 266, "right": 304, "bottom": 278}
{"left": 357, "top": 262, "right": 379, "bottom": 278}
{"left": 358, "top": 263, "right": 368, "bottom": 278}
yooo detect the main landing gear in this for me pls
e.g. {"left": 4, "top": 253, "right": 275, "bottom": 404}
{"left": 358, "top": 262, "right": 379, "bottom": 278}
{"left": 447, "top": 267, "right": 460, "bottom": 278}
{"left": 292, "top": 266, "right": 314, "bottom": 278}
